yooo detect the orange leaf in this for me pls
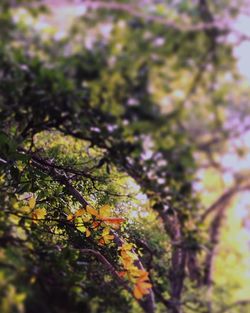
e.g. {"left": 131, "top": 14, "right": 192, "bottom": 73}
{"left": 120, "top": 254, "right": 134, "bottom": 269}
{"left": 101, "top": 217, "right": 125, "bottom": 224}
{"left": 137, "top": 270, "right": 149, "bottom": 281}
{"left": 75, "top": 209, "right": 85, "bottom": 217}
{"left": 118, "top": 271, "right": 127, "bottom": 278}
{"left": 133, "top": 281, "right": 152, "bottom": 299}
{"left": 133, "top": 285, "right": 144, "bottom": 299}
{"left": 98, "top": 238, "right": 105, "bottom": 246}
{"left": 86, "top": 205, "right": 99, "bottom": 217}
{"left": 138, "top": 281, "right": 152, "bottom": 290}
{"left": 91, "top": 221, "right": 101, "bottom": 229}
{"left": 67, "top": 213, "right": 74, "bottom": 221}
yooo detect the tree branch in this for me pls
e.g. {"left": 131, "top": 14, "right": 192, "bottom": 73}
{"left": 201, "top": 180, "right": 250, "bottom": 222}
{"left": 78, "top": 248, "right": 132, "bottom": 294}
{"left": 81, "top": 0, "right": 228, "bottom": 33}
{"left": 20, "top": 149, "right": 155, "bottom": 313}
{"left": 202, "top": 178, "right": 250, "bottom": 287}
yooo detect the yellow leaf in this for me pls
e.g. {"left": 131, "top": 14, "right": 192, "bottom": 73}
{"left": 121, "top": 250, "right": 137, "bottom": 261}
{"left": 76, "top": 225, "right": 86, "bottom": 233}
{"left": 32, "top": 208, "right": 46, "bottom": 220}
{"left": 30, "top": 276, "right": 36, "bottom": 284}
{"left": 82, "top": 213, "right": 92, "bottom": 222}
{"left": 75, "top": 208, "right": 85, "bottom": 217}
{"left": 100, "top": 227, "right": 114, "bottom": 245}
{"left": 29, "top": 197, "right": 36, "bottom": 209}
{"left": 9, "top": 214, "right": 20, "bottom": 225}
{"left": 86, "top": 205, "right": 99, "bottom": 217}
{"left": 13, "top": 201, "right": 19, "bottom": 209}
{"left": 102, "top": 227, "right": 110, "bottom": 236}
{"left": 104, "top": 234, "right": 114, "bottom": 243}
{"left": 85, "top": 228, "right": 91, "bottom": 237}
{"left": 99, "top": 204, "right": 111, "bottom": 217}
{"left": 20, "top": 206, "right": 31, "bottom": 213}
{"left": 129, "top": 267, "right": 144, "bottom": 278}
{"left": 119, "top": 242, "right": 133, "bottom": 251}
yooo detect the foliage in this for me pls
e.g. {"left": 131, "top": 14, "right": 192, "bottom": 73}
{"left": 1, "top": 1, "right": 250, "bottom": 313}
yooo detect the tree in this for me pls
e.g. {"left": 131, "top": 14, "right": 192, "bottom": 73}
{"left": 1, "top": 1, "right": 250, "bottom": 313}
